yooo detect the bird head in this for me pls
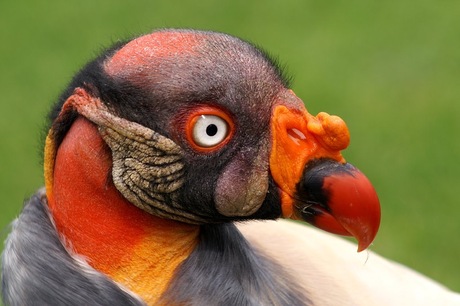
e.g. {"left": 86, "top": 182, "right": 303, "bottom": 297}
{"left": 44, "top": 29, "right": 380, "bottom": 252}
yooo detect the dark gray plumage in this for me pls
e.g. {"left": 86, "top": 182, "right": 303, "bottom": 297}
{"left": 1, "top": 190, "right": 145, "bottom": 306}
{"left": 161, "top": 223, "right": 309, "bottom": 305}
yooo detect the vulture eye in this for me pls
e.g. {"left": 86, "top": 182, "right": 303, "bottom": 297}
{"left": 184, "top": 107, "right": 235, "bottom": 152}
{"left": 192, "top": 115, "right": 229, "bottom": 147}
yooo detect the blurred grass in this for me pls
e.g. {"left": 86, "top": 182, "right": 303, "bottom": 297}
{"left": 1, "top": 0, "right": 459, "bottom": 294}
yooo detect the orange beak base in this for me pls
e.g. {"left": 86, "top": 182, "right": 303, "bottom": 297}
{"left": 293, "top": 159, "right": 381, "bottom": 252}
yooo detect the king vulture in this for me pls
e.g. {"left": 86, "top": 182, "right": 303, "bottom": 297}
{"left": 2, "top": 29, "right": 459, "bottom": 306}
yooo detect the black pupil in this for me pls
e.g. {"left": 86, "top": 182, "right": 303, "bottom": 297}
{"left": 206, "top": 124, "right": 218, "bottom": 137}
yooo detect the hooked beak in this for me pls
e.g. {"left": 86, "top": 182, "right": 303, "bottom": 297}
{"left": 270, "top": 91, "right": 381, "bottom": 252}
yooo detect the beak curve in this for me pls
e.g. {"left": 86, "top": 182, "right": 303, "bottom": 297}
{"left": 294, "top": 159, "right": 381, "bottom": 252}
{"left": 269, "top": 93, "right": 381, "bottom": 252}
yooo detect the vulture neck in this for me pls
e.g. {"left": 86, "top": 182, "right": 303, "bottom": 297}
{"left": 46, "top": 117, "right": 200, "bottom": 305}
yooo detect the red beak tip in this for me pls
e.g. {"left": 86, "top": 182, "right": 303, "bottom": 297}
{"left": 300, "top": 162, "right": 381, "bottom": 252}
{"left": 356, "top": 236, "right": 375, "bottom": 252}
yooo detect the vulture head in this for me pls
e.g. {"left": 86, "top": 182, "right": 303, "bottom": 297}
{"left": 9, "top": 29, "right": 381, "bottom": 304}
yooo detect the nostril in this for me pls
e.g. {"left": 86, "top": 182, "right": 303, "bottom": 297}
{"left": 287, "top": 128, "right": 307, "bottom": 145}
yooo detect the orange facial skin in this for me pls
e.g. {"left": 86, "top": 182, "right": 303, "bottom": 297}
{"left": 269, "top": 104, "right": 348, "bottom": 218}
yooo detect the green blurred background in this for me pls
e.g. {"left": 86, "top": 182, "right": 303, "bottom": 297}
{"left": 1, "top": 0, "right": 459, "bottom": 294}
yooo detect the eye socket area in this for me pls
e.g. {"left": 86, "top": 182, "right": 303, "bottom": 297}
{"left": 185, "top": 107, "right": 235, "bottom": 152}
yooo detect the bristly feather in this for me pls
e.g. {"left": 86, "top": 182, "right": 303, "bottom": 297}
{"left": 250, "top": 42, "right": 293, "bottom": 88}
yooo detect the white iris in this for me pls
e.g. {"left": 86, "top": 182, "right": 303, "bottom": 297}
{"left": 192, "top": 115, "right": 229, "bottom": 147}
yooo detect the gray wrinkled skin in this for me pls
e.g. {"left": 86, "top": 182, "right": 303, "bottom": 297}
{"left": 1, "top": 190, "right": 145, "bottom": 306}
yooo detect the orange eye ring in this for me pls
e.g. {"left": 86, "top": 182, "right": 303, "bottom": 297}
{"left": 185, "top": 106, "right": 235, "bottom": 153}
